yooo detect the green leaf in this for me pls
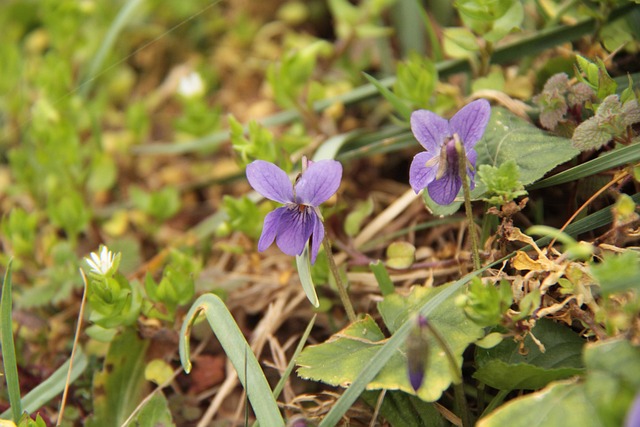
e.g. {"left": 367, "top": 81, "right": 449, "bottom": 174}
{"left": 126, "top": 393, "right": 175, "bottom": 427}
{"left": 575, "top": 55, "right": 617, "bottom": 99}
{"left": 472, "top": 67, "right": 506, "bottom": 93}
{"left": 296, "top": 244, "right": 320, "bottom": 307}
{"left": 87, "top": 152, "right": 117, "bottom": 192}
{"left": 344, "top": 197, "right": 374, "bottom": 237}
{"left": 363, "top": 72, "right": 412, "bottom": 120}
{"left": 145, "top": 359, "right": 175, "bottom": 386}
{"left": 298, "top": 284, "right": 483, "bottom": 402}
{"left": 473, "top": 108, "right": 580, "bottom": 198}
{"left": 478, "top": 339, "right": 640, "bottom": 427}
{"left": 572, "top": 95, "right": 640, "bottom": 151}
{"left": 1, "top": 260, "right": 22, "bottom": 422}
{"left": 130, "top": 187, "right": 181, "bottom": 222}
{"left": 422, "top": 191, "right": 463, "bottom": 215}
{"left": 179, "top": 294, "right": 284, "bottom": 426}
{"left": 590, "top": 251, "right": 640, "bottom": 295}
{"left": 361, "top": 390, "right": 446, "bottom": 427}
{"left": 47, "top": 191, "right": 90, "bottom": 240}
{"left": 443, "top": 27, "right": 479, "bottom": 59}
{"left": 484, "top": 0, "right": 524, "bottom": 43}
{"left": 394, "top": 53, "right": 438, "bottom": 109}
{"left": 477, "top": 160, "right": 527, "bottom": 205}
{"left": 461, "top": 278, "right": 513, "bottom": 327}
{"left": 297, "top": 315, "right": 386, "bottom": 385}
{"left": 386, "top": 242, "right": 416, "bottom": 269}
{"left": 86, "top": 329, "right": 149, "bottom": 427}
{"left": 229, "top": 115, "right": 278, "bottom": 166}
{"left": 474, "top": 319, "right": 585, "bottom": 390}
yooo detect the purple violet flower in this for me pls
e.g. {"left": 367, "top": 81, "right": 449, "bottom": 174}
{"left": 246, "top": 158, "right": 342, "bottom": 264}
{"left": 409, "top": 99, "right": 491, "bottom": 205}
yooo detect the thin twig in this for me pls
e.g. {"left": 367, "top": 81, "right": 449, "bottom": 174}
{"left": 369, "top": 389, "right": 386, "bottom": 427}
{"left": 548, "top": 170, "right": 627, "bottom": 249}
{"left": 56, "top": 269, "right": 88, "bottom": 427}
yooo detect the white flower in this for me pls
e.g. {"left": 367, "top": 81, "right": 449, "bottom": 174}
{"left": 177, "top": 71, "right": 205, "bottom": 98}
{"left": 85, "top": 246, "right": 116, "bottom": 276}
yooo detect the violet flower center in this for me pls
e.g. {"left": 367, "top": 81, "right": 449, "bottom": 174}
{"left": 288, "top": 203, "right": 311, "bottom": 217}
{"left": 434, "top": 133, "right": 461, "bottom": 180}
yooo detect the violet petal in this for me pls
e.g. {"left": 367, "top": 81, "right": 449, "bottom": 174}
{"left": 246, "top": 160, "right": 294, "bottom": 204}
{"left": 257, "top": 207, "right": 286, "bottom": 252}
{"left": 410, "top": 110, "right": 450, "bottom": 152}
{"left": 295, "top": 160, "right": 342, "bottom": 206}
{"left": 428, "top": 172, "right": 462, "bottom": 205}
{"left": 449, "top": 99, "right": 491, "bottom": 149}
{"left": 625, "top": 391, "right": 640, "bottom": 427}
{"left": 309, "top": 210, "right": 325, "bottom": 264}
{"left": 275, "top": 207, "right": 315, "bottom": 257}
{"left": 409, "top": 151, "right": 439, "bottom": 193}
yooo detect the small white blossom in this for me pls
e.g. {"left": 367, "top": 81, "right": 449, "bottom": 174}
{"left": 85, "top": 246, "right": 116, "bottom": 276}
{"left": 177, "top": 71, "right": 205, "bottom": 98}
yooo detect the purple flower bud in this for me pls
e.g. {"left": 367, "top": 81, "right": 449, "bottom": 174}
{"left": 409, "top": 99, "right": 491, "bottom": 205}
{"left": 407, "top": 315, "right": 430, "bottom": 391}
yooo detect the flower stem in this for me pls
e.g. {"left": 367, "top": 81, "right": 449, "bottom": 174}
{"left": 455, "top": 138, "right": 481, "bottom": 271}
{"left": 322, "top": 236, "right": 357, "bottom": 323}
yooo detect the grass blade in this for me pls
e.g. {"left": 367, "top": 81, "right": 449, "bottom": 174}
{"left": 179, "top": 294, "right": 284, "bottom": 426}
{"left": 369, "top": 261, "right": 394, "bottom": 297}
{"left": 272, "top": 314, "right": 317, "bottom": 400}
{"left": 528, "top": 143, "right": 640, "bottom": 190}
{"left": 363, "top": 73, "right": 412, "bottom": 120}
{"left": 0, "top": 349, "right": 88, "bottom": 420}
{"left": 1, "top": 260, "right": 22, "bottom": 422}
{"left": 79, "top": 0, "right": 145, "bottom": 97}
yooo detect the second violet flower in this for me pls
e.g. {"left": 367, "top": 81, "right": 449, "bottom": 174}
{"left": 246, "top": 158, "right": 342, "bottom": 264}
{"left": 409, "top": 99, "right": 491, "bottom": 205}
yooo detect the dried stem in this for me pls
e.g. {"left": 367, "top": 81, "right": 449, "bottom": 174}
{"left": 57, "top": 269, "right": 88, "bottom": 426}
